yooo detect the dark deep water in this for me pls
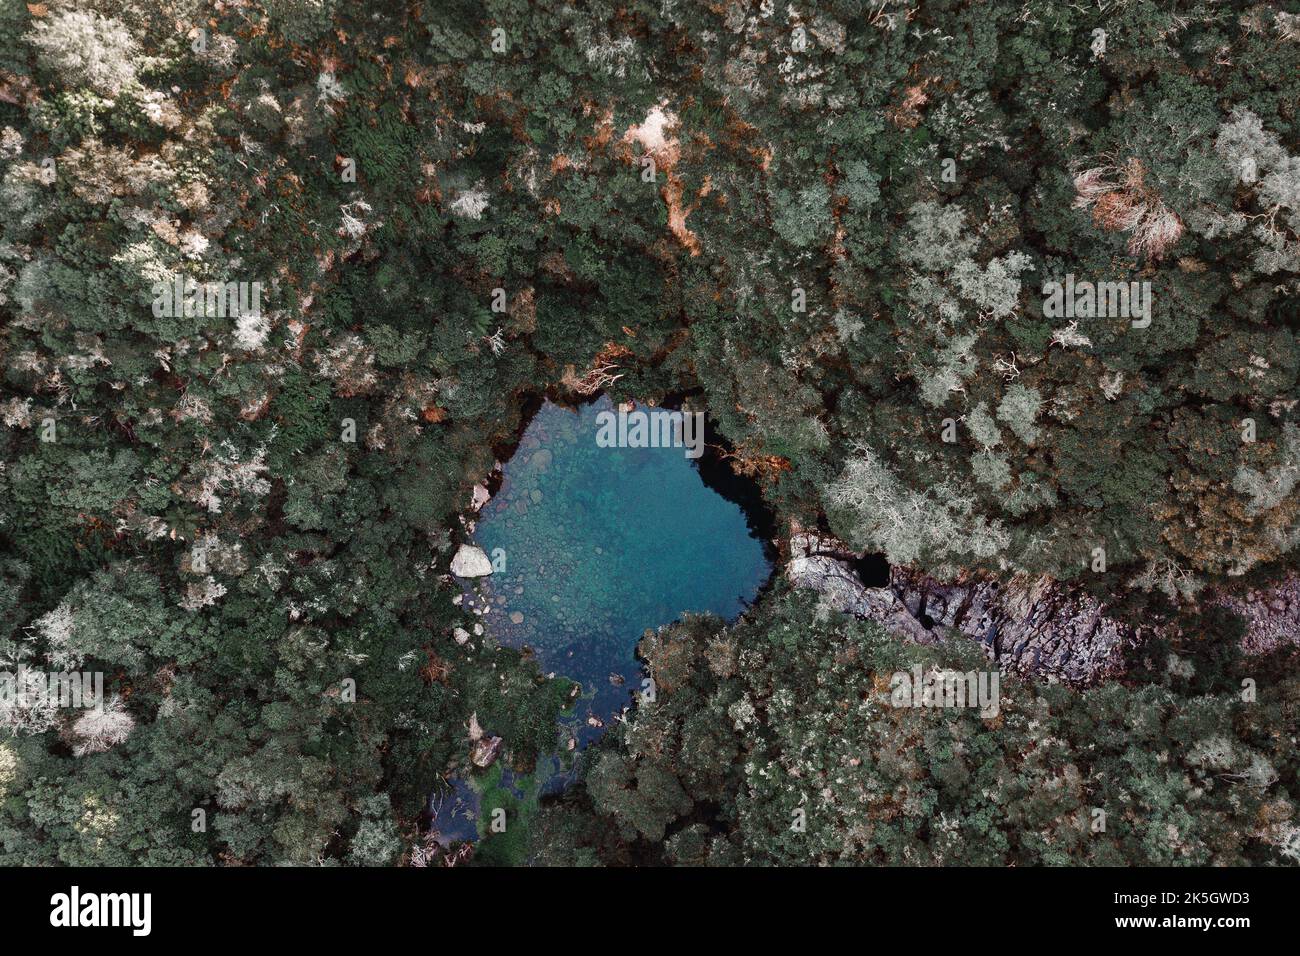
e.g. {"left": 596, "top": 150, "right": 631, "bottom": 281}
{"left": 470, "top": 395, "right": 772, "bottom": 742}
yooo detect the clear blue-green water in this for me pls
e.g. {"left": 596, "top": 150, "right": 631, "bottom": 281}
{"left": 471, "top": 396, "right": 772, "bottom": 742}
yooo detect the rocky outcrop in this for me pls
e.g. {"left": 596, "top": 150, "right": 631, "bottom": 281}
{"left": 787, "top": 534, "right": 931, "bottom": 643}
{"left": 890, "top": 566, "right": 1133, "bottom": 683}
{"left": 787, "top": 532, "right": 1135, "bottom": 683}
{"left": 1212, "top": 573, "right": 1300, "bottom": 656}
{"left": 450, "top": 544, "right": 493, "bottom": 578}
{"left": 467, "top": 712, "right": 502, "bottom": 768}
{"left": 470, "top": 735, "right": 503, "bottom": 768}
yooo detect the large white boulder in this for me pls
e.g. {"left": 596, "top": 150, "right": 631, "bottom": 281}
{"left": 450, "top": 544, "right": 493, "bottom": 578}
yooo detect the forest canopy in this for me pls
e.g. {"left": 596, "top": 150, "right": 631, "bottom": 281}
{"left": 0, "top": 0, "right": 1297, "bottom": 866}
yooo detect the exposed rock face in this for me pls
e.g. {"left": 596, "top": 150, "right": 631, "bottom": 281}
{"left": 450, "top": 544, "right": 493, "bottom": 578}
{"left": 1212, "top": 573, "right": 1300, "bottom": 656}
{"left": 787, "top": 532, "right": 1135, "bottom": 683}
{"left": 470, "top": 735, "right": 503, "bottom": 769}
{"left": 789, "top": 533, "right": 1300, "bottom": 679}
{"left": 467, "top": 711, "right": 502, "bottom": 768}
{"left": 787, "top": 533, "right": 930, "bottom": 643}
{"left": 890, "top": 566, "right": 1133, "bottom": 683}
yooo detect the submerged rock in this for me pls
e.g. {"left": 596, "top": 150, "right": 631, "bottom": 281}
{"left": 451, "top": 544, "right": 493, "bottom": 578}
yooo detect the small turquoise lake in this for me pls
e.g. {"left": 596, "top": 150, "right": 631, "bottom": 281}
{"left": 469, "top": 396, "right": 772, "bottom": 740}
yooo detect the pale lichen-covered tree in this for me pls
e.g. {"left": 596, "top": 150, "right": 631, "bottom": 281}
{"left": 1234, "top": 423, "right": 1300, "bottom": 515}
{"left": 916, "top": 332, "right": 978, "bottom": 406}
{"left": 966, "top": 401, "right": 1002, "bottom": 449}
{"left": 950, "top": 251, "right": 1033, "bottom": 319}
{"left": 827, "top": 442, "right": 1009, "bottom": 567}
{"left": 0, "top": 668, "right": 60, "bottom": 737}
{"left": 347, "top": 795, "right": 403, "bottom": 866}
{"left": 71, "top": 696, "right": 136, "bottom": 757}
{"left": 996, "top": 384, "right": 1043, "bottom": 445}
{"left": 971, "top": 450, "right": 1011, "bottom": 491}
{"left": 1203, "top": 108, "right": 1300, "bottom": 274}
{"left": 25, "top": 10, "right": 138, "bottom": 96}
{"left": 898, "top": 201, "right": 978, "bottom": 273}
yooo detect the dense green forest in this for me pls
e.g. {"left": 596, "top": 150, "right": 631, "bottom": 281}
{"left": 0, "top": 0, "right": 1297, "bottom": 865}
